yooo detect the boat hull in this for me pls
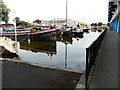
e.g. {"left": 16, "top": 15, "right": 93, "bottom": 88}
{"left": 60, "top": 29, "right": 72, "bottom": 36}
{"left": 72, "top": 31, "right": 83, "bottom": 36}
{"left": 83, "top": 29, "right": 89, "bottom": 32}
{"left": 0, "top": 46, "right": 17, "bottom": 55}
{"left": 1, "top": 29, "right": 57, "bottom": 41}
{"left": 56, "top": 29, "right": 62, "bottom": 36}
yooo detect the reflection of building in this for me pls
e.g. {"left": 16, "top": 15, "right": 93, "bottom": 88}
{"left": 108, "top": 0, "right": 120, "bottom": 34}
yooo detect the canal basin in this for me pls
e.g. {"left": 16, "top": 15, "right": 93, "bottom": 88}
{"left": 1, "top": 30, "right": 103, "bottom": 88}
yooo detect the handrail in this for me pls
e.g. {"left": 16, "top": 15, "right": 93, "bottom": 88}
{"left": 85, "top": 28, "right": 107, "bottom": 88}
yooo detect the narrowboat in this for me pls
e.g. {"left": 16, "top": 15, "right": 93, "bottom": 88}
{"left": 1, "top": 28, "right": 57, "bottom": 41}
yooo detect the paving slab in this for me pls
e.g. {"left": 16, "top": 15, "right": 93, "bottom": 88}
{"left": 89, "top": 30, "right": 119, "bottom": 89}
{"left": 2, "top": 60, "right": 82, "bottom": 88}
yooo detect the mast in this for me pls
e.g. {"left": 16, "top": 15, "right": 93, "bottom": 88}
{"left": 66, "top": 0, "right": 68, "bottom": 27}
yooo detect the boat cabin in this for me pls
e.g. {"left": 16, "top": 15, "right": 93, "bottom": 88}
{"left": 2, "top": 24, "right": 14, "bottom": 30}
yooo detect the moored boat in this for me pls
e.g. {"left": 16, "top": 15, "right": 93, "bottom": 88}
{"left": 82, "top": 28, "right": 90, "bottom": 32}
{"left": 1, "top": 28, "right": 57, "bottom": 41}
{"left": 82, "top": 26, "right": 90, "bottom": 32}
{"left": 0, "top": 37, "right": 20, "bottom": 55}
{"left": 60, "top": 27, "right": 72, "bottom": 36}
{"left": 3, "top": 28, "right": 31, "bottom": 33}
{"left": 72, "top": 27, "right": 84, "bottom": 36}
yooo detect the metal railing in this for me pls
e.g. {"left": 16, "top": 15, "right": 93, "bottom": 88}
{"left": 85, "top": 28, "right": 107, "bottom": 88}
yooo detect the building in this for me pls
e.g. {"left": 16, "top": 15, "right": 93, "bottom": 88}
{"left": 33, "top": 20, "right": 42, "bottom": 24}
{"left": 108, "top": 0, "right": 120, "bottom": 34}
{"left": 32, "top": 19, "right": 77, "bottom": 27}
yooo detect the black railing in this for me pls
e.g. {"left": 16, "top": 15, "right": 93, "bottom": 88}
{"left": 85, "top": 29, "right": 107, "bottom": 88}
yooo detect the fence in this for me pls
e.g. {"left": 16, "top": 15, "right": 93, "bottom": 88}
{"left": 85, "top": 28, "right": 107, "bottom": 88}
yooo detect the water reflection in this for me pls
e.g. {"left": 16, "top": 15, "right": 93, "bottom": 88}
{"left": 56, "top": 35, "right": 73, "bottom": 44}
{"left": 72, "top": 34, "right": 84, "bottom": 41}
{"left": 57, "top": 35, "right": 73, "bottom": 68}
{"left": 1, "top": 31, "right": 102, "bottom": 72}
{"left": 0, "top": 54, "right": 20, "bottom": 60}
{"left": 20, "top": 41, "right": 56, "bottom": 54}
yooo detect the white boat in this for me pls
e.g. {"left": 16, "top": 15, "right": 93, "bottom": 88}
{"left": 0, "top": 37, "right": 20, "bottom": 55}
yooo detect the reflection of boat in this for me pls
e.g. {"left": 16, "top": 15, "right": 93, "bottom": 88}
{"left": 97, "top": 26, "right": 103, "bottom": 32}
{"left": 72, "top": 27, "right": 84, "bottom": 37}
{"left": 0, "top": 37, "right": 20, "bottom": 55}
{"left": 1, "top": 54, "right": 21, "bottom": 60}
{"left": 56, "top": 35, "right": 73, "bottom": 44}
{"left": 1, "top": 29, "right": 57, "bottom": 41}
{"left": 91, "top": 26, "right": 102, "bottom": 32}
{"left": 91, "top": 27, "right": 97, "bottom": 32}
{"left": 82, "top": 26, "right": 90, "bottom": 32}
{"left": 20, "top": 41, "right": 56, "bottom": 55}
{"left": 72, "top": 33, "right": 84, "bottom": 39}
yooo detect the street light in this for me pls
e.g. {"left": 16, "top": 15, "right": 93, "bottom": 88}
{"left": 0, "top": 6, "right": 3, "bottom": 37}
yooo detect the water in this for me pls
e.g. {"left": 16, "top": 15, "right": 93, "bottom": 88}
{"left": 1, "top": 31, "right": 102, "bottom": 72}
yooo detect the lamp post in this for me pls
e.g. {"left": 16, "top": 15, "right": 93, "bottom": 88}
{"left": 13, "top": 10, "right": 18, "bottom": 53}
{"left": 0, "top": 6, "right": 3, "bottom": 37}
{"left": 66, "top": 0, "right": 68, "bottom": 27}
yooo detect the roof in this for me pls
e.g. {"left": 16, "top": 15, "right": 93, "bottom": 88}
{"left": 2, "top": 24, "right": 14, "bottom": 26}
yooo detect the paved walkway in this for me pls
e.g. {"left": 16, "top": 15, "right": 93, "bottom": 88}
{"left": 89, "top": 30, "right": 119, "bottom": 89}
{"left": 2, "top": 60, "right": 81, "bottom": 88}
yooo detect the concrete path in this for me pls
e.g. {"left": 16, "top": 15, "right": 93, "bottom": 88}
{"left": 2, "top": 60, "right": 81, "bottom": 88}
{"left": 89, "top": 30, "right": 119, "bottom": 89}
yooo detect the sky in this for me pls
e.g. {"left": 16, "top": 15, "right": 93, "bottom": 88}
{"left": 3, "top": 0, "right": 108, "bottom": 24}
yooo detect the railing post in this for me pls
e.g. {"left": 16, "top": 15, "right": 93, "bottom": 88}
{"left": 85, "top": 48, "right": 89, "bottom": 89}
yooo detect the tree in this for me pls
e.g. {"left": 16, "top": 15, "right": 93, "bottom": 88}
{"left": 91, "top": 23, "right": 97, "bottom": 26}
{"left": 0, "top": 1, "right": 10, "bottom": 23}
{"left": 15, "top": 17, "right": 30, "bottom": 26}
{"left": 107, "top": 23, "right": 110, "bottom": 26}
{"left": 15, "top": 17, "right": 20, "bottom": 26}
{"left": 80, "top": 23, "right": 85, "bottom": 26}
{"left": 98, "top": 22, "right": 103, "bottom": 26}
{"left": 15, "top": 17, "right": 20, "bottom": 22}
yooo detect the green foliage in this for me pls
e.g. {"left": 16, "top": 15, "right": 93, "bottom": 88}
{"left": 91, "top": 23, "right": 97, "bottom": 26}
{"left": 17, "top": 21, "right": 30, "bottom": 26}
{"left": 107, "top": 23, "right": 110, "bottom": 26}
{"left": 0, "top": 1, "right": 10, "bottom": 23}
{"left": 98, "top": 22, "right": 103, "bottom": 26}
{"left": 15, "top": 17, "right": 20, "bottom": 22}
{"left": 15, "top": 17, "right": 30, "bottom": 26}
{"left": 80, "top": 23, "right": 86, "bottom": 26}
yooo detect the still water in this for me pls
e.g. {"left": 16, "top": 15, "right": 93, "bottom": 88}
{"left": 1, "top": 31, "right": 102, "bottom": 72}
